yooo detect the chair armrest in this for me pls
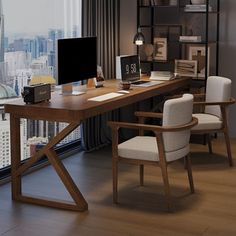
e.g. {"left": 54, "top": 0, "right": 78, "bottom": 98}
{"left": 108, "top": 117, "right": 198, "bottom": 133}
{"left": 108, "top": 121, "right": 163, "bottom": 132}
{"left": 192, "top": 93, "right": 206, "bottom": 99}
{"left": 135, "top": 111, "right": 163, "bottom": 119}
{"left": 193, "top": 97, "right": 235, "bottom": 106}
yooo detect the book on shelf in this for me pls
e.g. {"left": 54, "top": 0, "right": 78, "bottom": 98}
{"left": 150, "top": 0, "right": 169, "bottom": 6}
{"left": 150, "top": 71, "right": 175, "bottom": 81}
{"left": 179, "top": 36, "right": 202, "bottom": 42}
{"left": 184, "top": 4, "right": 212, "bottom": 12}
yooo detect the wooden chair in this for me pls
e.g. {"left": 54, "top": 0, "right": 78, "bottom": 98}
{"left": 108, "top": 94, "right": 198, "bottom": 210}
{"left": 191, "top": 76, "right": 235, "bottom": 166}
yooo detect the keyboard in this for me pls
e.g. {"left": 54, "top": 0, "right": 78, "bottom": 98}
{"left": 131, "top": 80, "right": 165, "bottom": 87}
{"left": 131, "top": 80, "right": 150, "bottom": 85}
{"left": 88, "top": 92, "right": 124, "bottom": 102}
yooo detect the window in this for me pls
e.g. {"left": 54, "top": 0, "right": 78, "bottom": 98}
{"left": 0, "top": 0, "right": 82, "bottom": 174}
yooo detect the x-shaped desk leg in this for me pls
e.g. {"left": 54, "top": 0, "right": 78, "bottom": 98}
{"left": 10, "top": 114, "right": 88, "bottom": 211}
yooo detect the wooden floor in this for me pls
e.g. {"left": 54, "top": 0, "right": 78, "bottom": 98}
{"left": 0, "top": 138, "right": 236, "bottom": 236}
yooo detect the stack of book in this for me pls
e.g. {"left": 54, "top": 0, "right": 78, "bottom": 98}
{"left": 150, "top": 71, "right": 175, "bottom": 81}
{"left": 184, "top": 4, "right": 212, "bottom": 12}
{"left": 179, "top": 35, "right": 202, "bottom": 42}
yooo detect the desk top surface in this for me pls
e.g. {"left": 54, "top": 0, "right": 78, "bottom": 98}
{"left": 4, "top": 78, "right": 190, "bottom": 122}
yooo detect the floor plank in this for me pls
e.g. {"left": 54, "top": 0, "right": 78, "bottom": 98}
{"left": 0, "top": 138, "right": 236, "bottom": 235}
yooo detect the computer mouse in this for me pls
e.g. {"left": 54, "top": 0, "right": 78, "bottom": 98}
{"left": 117, "top": 90, "right": 130, "bottom": 94}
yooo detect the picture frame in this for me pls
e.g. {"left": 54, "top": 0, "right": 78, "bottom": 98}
{"left": 153, "top": 37, "right": 167, "bottom": 61}
{"left": 175, "top": 59, "right": 198, "bottom": 77}
{"left": 188, "top": 45, "right": 210, "bottom": 78}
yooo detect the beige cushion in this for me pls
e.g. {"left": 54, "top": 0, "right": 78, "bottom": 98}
{"left": 163, "top": 94, "right": 193, "bottom": 152}
{"left": 191, "top": 113, "right": 222, "bottom": 131}
{"left": 118, "top": 136, "right": 189, "bottom": 162}
{"left": 205, "top": 76, "right": 231, "bottom": 118}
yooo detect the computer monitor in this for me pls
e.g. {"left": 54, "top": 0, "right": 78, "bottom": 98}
{"left": 56, "top": 37, "right": 97, "bottom": 95}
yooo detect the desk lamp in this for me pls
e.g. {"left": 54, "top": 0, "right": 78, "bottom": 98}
{"left": 133, "top": 28, "right": 145, "bottom": 45}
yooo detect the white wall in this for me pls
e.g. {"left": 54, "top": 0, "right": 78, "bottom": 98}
{"left": 120, "top": 0, "right": 236, "bottom": 137}
{"left": 120, "top": 0, "right": 136, "bottom": 55}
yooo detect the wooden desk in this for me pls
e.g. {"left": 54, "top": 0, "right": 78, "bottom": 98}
{"left": 4, "top": 78, "right": 190, "bottom": 211}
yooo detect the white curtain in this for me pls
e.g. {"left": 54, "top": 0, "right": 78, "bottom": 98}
{"left": 63, "top": 0, "right": 82, "bottom": 38}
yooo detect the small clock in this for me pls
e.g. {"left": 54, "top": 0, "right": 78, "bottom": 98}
{"left": 116, "top": 55, "right": 140, "bottom": 81}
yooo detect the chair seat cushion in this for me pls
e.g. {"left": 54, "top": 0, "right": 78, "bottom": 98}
{"left": 118, "top": 136, "right": 189, "bottom": 162}
{"left": 192, "top": 113, "right": 222, "bottom": 131}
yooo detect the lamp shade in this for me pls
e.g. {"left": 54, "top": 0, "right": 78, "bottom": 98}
{"left": 133, "top": 28, "right": 145, "bottom": 45}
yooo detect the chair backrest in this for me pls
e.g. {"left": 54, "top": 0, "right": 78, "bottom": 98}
{"left": 162, "top": 94, "right": 193, "bottom": 153}
{"left": 205, "top": 76, "right": 231, "bottom": 118}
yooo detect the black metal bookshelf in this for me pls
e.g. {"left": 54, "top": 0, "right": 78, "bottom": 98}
{"left": 137, "top": 0, "right": 220, "bottom": 87}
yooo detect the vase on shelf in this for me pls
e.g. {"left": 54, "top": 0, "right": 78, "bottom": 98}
{"left": 144, "top": 44, "right": 154, "bottom": 61}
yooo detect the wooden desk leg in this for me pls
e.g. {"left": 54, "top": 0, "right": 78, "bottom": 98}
{"left": 46, "top": 148, "right": 88, "bottom": 210}
{"left": 10, "top": 115, "right": 22, "bottom": 200}
{"left": 10, "top": 118, "right": 88, "bottom": 212}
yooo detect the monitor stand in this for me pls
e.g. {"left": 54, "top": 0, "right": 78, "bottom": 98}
{"left": 60, "top": 83, "right": 86, "bottom": 96}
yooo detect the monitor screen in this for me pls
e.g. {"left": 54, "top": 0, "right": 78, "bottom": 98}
{"left": 56, "top": 37, "right": 97, "bottom": 85}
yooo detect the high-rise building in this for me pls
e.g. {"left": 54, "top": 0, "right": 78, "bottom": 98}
{"left": 48, "top": 51, "right": 55, "bottom": 69}
{"left": 0, "top": 0, "right": 5, "bottom": 84}
{"left": 29, "top": 39, "right": 37, "bottom": 59}
{"left": 0, "top": 0, "right": 4, "bottom": 62}
{"left": 47, "top": 39, "right": 53, "bottom": 54}
{"left": 35, "top": 36, "right": 47, "bottom": 57}
{"left": 13, "top": 69, "right": 32, "bottom": 95}
{"left": 0, "top": 61, "right": 7, "bottom": 84}
{"left": 57, "top": 123, "right": 81, "bottom": 146}
{"left": 13, "top": 38, "right": 24, "bottom": 51}
{"left": 56, "top": 29, "right": 64, "bottom": 40}
{"left": 4, "top": 36, "right": 8, "bottom": 51}
{"left": 5, "top": 51, "right": 31, "bottom": 75}
{"left": 48, "top": 29, "right": 56, "bottom": 52}
{"left": 0, "top": 111, "right": 28, "bottom": 169}
{"left": 0, "top": 119, "right": 10, "bottom": 168}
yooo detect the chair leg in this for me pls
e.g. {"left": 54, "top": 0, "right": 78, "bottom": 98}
{"left": 160, "top": 162, "right": 172, "bottom": 211}
{"left": 207, "top": 134, "right": 213, "bottom": 154}
{"left": 224, "top": 130, "right": 233, "bottom": 167}
{"left": 139, "top": 165, "right": 144, "bottom": 186}
{"left": 112, "top": 158, "right": 118, "bottom": 204}
{"left": 183, "top": 156, "right": 187, "bottom": 169}
{"left": 184, "top": 155, "right": 195, "bottom": 193}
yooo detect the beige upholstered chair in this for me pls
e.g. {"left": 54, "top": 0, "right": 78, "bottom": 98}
{"left": 191, "top": 76, "right": 235, "bottom": 166}
{"left": 108, "top": 94, "right": 198, "bottom": 210}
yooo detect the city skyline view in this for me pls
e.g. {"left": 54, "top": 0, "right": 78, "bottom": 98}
{"left": 0, "top": 0, "right": 82, "bottom": 169}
